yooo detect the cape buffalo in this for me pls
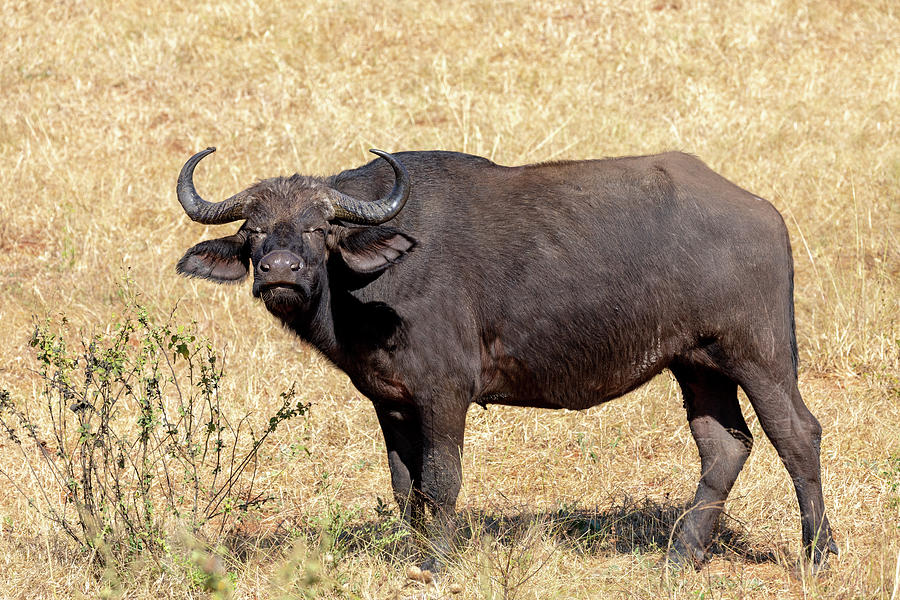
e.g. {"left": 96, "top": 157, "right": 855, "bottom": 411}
{"left": 175, "top": 147, "right": 837, "bottom": 571}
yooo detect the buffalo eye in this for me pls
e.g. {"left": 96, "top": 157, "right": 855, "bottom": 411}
{"left": 247, "top": 227, "right": 267, "bottom": 242}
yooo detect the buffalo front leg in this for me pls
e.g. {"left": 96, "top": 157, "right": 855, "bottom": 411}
{"left": 417, "top": 399, "right": 468, "bottom": 573}
{"left": 669, "top": 364, "right": 752, "bottom": 568}
{"left": 374, "top": 404, "right": 425, "bottom": 531}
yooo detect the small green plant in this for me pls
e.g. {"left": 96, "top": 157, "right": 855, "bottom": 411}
{"left": 185, "top": 541, "right": 237, "bottom": 599}
{"left": 575, "top": 431, "right": 599, "bottom": 463}
{"left": 369, "top": 496, "right": 411, "bottom": 555}
{"left": 879, "top": 453, "right": 900, "bottom": 513}
{"left": 0, "top": 293, "right": 309, "bottom": 568}
{"left": 306, "top": 471, "right": 362, "bottom": 559}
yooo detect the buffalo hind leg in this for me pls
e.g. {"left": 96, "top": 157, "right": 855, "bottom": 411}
{"left": 668, "top": 363, "right": 752, "bottom": 568}
{"left": 739, "top": 375, "right": 838, "bottom": 569}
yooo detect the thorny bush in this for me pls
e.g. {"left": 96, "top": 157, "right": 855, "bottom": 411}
{"left": 0, "top": 298, "right": 309, "bottom": 565}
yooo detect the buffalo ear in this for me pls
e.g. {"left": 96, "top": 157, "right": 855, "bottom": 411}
{"left": 176, "top": 233, "right": 249, "bottom": 283}
{"left": 336, "top": 226, "right": 417, "bottom": 274}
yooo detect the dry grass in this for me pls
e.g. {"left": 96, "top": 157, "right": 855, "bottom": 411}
{"left": 1, "top": 0, "right": 898, "bottom": 597}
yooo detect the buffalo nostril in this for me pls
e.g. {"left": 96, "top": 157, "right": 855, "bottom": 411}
{"left": 258, "top": 251, "right": 302, "bottom": 277}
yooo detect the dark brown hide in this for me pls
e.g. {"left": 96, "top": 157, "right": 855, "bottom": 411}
{"left": 176, "top": 149, "right": 837, "bottom": 572}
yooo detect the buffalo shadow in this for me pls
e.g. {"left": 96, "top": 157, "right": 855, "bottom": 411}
{"left": 252, "top": 495, "right": 782, "bottom": 566}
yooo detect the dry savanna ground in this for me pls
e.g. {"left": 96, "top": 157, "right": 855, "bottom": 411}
{"left": 0, "top": 1, "right": 898, "bottom": 598}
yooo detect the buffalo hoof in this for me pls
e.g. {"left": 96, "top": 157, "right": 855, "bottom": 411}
{"left": 660, "top": 542, "right": 705, "bottom": 572}
{"left": 419, "top": 555, "right": 445, "bottom": 576}
{"left": 799, "top": 537, "right": 839, "bottom": 576}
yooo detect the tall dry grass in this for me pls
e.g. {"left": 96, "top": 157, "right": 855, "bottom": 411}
{"left": 0, "top": 0, "right": 897, "bottom": 598}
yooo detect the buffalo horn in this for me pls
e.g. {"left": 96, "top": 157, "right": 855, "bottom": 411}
{"left": 177, "top": 147, "right": 250, "bottom": 225}
{"left": 330, "top": 149, "right": 410, "bottom": 225}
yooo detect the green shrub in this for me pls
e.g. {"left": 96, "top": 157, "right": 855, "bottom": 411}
{"left": 0, "top": 294, "right": 309, "bottom": 568}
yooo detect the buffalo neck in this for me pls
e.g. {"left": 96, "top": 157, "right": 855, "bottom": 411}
{"left": 282, "top": 285, "right": 339, "bottom": 360}
{"left": 283, "top": 282, "right": 405, "bottom": 378}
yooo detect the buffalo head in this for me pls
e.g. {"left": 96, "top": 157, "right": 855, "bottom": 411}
{"left": 175, "top": 148, "right": 417, "bottom": 318}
